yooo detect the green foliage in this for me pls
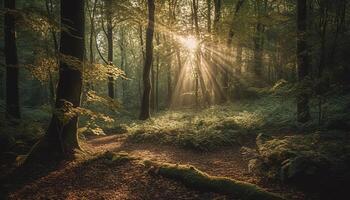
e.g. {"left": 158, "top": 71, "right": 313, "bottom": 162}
{"left": 125, "top": 81, "right": 350, "bottom": 151}
{"left": 127, "top": 108, "right": 256, "bottom": 151}
{"left": 251, "top": 132, "right": 350, "bottom": 187}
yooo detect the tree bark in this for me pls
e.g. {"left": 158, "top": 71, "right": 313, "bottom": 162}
{"left": 4, "top": 0, "right": 20, "bottom": 120}
{"left": 297, "top": 0, "right": 311, "bottom": 123}
{"left": 139, "top": 0, "right": 155, "bottom": 120}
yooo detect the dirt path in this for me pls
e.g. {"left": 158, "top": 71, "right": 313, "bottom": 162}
{"left": 7, "top": 134, "right": 305, "bottom": 200}
{"left": 83, "top": 135, "right": 256, "bottom": 184}
{"left": 8, "top": 155, "right": 224, "bottom": 200}
{"left": 83, "top": 135, "right": 305, "bottom": 199}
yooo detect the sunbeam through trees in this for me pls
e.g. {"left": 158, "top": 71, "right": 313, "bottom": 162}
{"left": 1, "top": 0, "right": 350, "bottom": 199}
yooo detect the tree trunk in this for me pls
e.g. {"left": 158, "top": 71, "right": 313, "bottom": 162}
{"left": 253, "top": 22, "right": 263, "bottom": 77}
{"left": 297, "top": 0, "right": 311, "bottom": 123}
{"left": 139, "top": 0, "right": 155, "bottom": 120}
{"left": 106, "top": 0, "right": 114, "bottom": 99}
{"left": 119, "top": 28, "right": 128, "bottom": 102}
{"left": 4, "top": 0, "right": 20, "bottom": 120}
{"left": 139, "top": 25, "right": 145, "bottom": 105}
{"left": 26, "top": 0, "right": 85, "bottom": 163}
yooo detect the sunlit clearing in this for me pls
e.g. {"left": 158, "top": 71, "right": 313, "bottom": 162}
{"left": 180, "top": 36, "right": 198, "bottom": 51}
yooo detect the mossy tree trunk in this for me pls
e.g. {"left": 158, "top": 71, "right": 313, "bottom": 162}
{"left": 147, "top": 161, "right": 284, "bottom": 200}
{"left": 139, "top": 0, "right": 155, "bottom": 120}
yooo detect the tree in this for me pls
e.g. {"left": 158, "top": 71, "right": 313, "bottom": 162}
{"left": 4, "top": 0, "right": 20, "bottom": 120}
{"left": 27, "top": 0, "right": 85, "bottom": 162}
{"left": 252, "top": 0, "right": 267, "bottom": 78}
{"left": 139, "top": 0, "right": 155, "bottom": 120}
{"left": 296, "top": 0, "right": 311, "bottom": 123}
{"left": 105, "top": 0, "right": 115, "bottom": 99}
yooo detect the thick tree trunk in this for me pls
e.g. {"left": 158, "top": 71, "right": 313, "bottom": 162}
{"left": 297, "top": 0, "right": 311, "bottom": 123}
{"left": 4, "top": 0, "right": 20, "bottom": 120}
{"left": 27, "top": 0, "right": 85, "bottom": 163}
{"left": 139, "top": 0, "right": 155, "bottom": 120}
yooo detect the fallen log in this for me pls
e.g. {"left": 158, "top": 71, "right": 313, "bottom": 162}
{"left": 145, "top": 161, "right": 284, "bottom": 200}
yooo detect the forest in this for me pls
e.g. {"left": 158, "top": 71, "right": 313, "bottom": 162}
{"left": 0, "top": 0, "right": 350, "bottom": 199}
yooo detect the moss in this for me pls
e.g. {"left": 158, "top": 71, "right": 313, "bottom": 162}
{"left": 146, "top": 161, "right": 284, "bottom": 200}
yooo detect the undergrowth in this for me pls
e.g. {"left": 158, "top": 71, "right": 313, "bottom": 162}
{"left": 125, "top": 81, "right": 350, "bottom": 151}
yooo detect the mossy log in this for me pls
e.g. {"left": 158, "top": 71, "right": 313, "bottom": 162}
{"left": 146, "top": 161, "right": 284, "bottom": 200}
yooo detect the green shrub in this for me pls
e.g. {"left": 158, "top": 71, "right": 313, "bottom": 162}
{"left": 250, "top": 132, "right": 350, "bottom": 187}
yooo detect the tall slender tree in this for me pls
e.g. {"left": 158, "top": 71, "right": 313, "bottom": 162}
{"left": 4, "top": 0, "right": 20, "bottom": 120}
{"left": 139, "top": 0, "right": 155, "bottom": 120}
{"left": 297, "top": 0, "right": 311, "bottom": 123}
{"left": 105, "top": 0, "right": 115, "bottom": 99}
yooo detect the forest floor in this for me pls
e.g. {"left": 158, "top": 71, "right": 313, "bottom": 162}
{"left": 5, "top": 134, "right": 306, "bottom": 200}
{"left": 3, "top": 89, "right": 350, "bottom": 199}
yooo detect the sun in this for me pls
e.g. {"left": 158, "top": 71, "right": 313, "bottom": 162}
{"left": 179, "top": 36, "right": 198, "bottom": 51}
